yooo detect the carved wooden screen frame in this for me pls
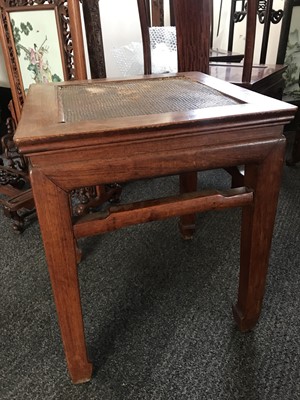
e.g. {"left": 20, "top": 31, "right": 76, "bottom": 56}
{"left": 0, "top": 0, "right": 86, "bottom": 121}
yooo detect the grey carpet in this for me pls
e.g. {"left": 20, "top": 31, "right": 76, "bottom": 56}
{"left": 0, "top": 165, "right": 299, "bottom": 400}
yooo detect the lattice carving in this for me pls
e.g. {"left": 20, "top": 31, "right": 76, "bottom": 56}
{"left": 72, "top": 184, "right": 122, "bottom": 216}
{"left": 0, "top": 164, "right": 27, "bottom": 187}
{"left": 0, "top": 115, "right": 29, "bottom": 188}
{"left": 2, "top": 116, "right": 27, "bottom": 172}
{"left": 0, "top": 11, "right": 24, "bottom": 108}
{"left": 257, "top": 0, "right": 283, "bottom": 24}
{"left": 233, "top": 0, "right": 283, "bottom": 24}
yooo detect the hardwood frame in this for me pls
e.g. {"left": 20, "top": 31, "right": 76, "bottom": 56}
{"left": 0, "top": 0, "right": 86, "bottom": 122}
{"left": 15, "top": 72, "right": 297, "bottom": 383}
{"left": 13, "top": 0, "right": 298, "bottom": 382}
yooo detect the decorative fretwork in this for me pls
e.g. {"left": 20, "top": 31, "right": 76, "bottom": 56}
{"left": 0, "top": 164, "right": 28, "bottom": 188}
{"left": 233, "top": 0, "right": 283, "bottom": 24}
{"left": 0, "top": 115, "right": 33, "bottom": 233}
{"left": 228, "top": 0, "right": 284, "bottom": 64}
{"left": 0, "top": 114, "right": 29, "bottom": 189}
{"left": 72, "top": 184, "right": 122, "bottom": 216}
{"left": 0, "top": 11, "right": 24, "bottom": 108}
{"left": 2, "top": 116, "right": 27, "bottom": 172}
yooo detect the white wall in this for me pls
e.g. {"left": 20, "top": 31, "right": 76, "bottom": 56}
{"left": 100, "top": 0, "right": 143, "bottom": 77}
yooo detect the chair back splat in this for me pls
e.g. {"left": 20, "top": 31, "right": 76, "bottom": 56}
{"left": 137, "top": 0, "right": 152, "bottom": 75}
{"left": 138, "top": 0, "right": 211, "bottom": 74}
{"left": 138, "top": 0, "right": 284, "bottom": 96}
{"left": 172, "top": 0, "right": 210, "bottom": 73}
{"left": 81, "top": 0, "right": 106, "bottom": 79}
{"left": 242, "top": 0, "right": 256, "bottom": 83}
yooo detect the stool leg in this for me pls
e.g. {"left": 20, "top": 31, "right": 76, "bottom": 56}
{"left": 30, "top": 169, "right": 93, "bottom": 384}
{"left": 178, "top": 171, "right": 197, "bottom": 239}
{"left": 233, "top": 138, "right": 286, "bottom": 332}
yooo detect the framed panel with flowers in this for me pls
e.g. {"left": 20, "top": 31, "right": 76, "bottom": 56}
{"left": 0, "top": 0, "right": 86, "bottom": 121}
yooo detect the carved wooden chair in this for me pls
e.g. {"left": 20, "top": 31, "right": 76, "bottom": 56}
{"left": 139, "top": 0, "right": 286, "bottom": 99}
{"left": 227, "top": 0, "right": 284, "bottom": 66}
{"left": 138, "top": 0, "right": 288, "bottom": 181}
{"left": 138, "top": 0, "right": 244, "bottom": 76}
{"left": 137, "top": 0, "right": 292, "bottom": 234}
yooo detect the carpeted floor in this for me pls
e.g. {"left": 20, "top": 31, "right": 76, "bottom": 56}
{"left": 0, "top": 165, "right": 299, "bottom": 400}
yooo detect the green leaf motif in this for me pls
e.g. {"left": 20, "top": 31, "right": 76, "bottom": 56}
{"left": 11, "top": 19, "right": 63, "bottom": 86}
{"left": 52, "top": 74, "right": 62, "bottom": 82}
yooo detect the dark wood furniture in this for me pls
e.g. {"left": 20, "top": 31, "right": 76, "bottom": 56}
{"left": 138, "top": 0, "right": 286, "bottom": 100}
{"left": 209, "top": 63, "right": 287, "bottom": 98}
{"left": 209, "top": 48, "right": 244, "bottom": 63}
{"left": 0, "top": 92, "right": 36, "bottom": 231}
{"left": 286, "top": 108, "right": 300, "bottom": 165}
{"left": 149, "top": 0, "right": 244, "bottom": 63}
{"left": 0, "top": 86, "right": 11, "bottom": 141}
{"left": 82, "top": 0, "right": 286, "bottom": 101}
{"left": 0, "top": 85, "right": 35, "bottom": 231}
{"left": 82, "top": 0, "right": 244, "bottom": 81}
{"left": 137, "top": 0, "right": 244, "bottom": 76}
{"left": 14, "top": 0, "right": 297, "bottom": 384}
{"left": 138, "top": 0, "right": 287, "bottom": 234}
{"left": 222, "top": 0, "right": 286, "bottom": 100}
{"left": 0, "top": 85, "right": 11, "bottom": 175}
{"left": 227, "top": 0, "right": 284, "bottom": 65}
{"left": 138, "top": 1, "right": 289, "bottom": 202}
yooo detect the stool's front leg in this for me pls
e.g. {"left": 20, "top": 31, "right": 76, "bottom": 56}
{"left": 30, "top": 168, "right": 92, "bottom": 384}
{"left": 233, "top": 138, "right": 286, "bottom": 332}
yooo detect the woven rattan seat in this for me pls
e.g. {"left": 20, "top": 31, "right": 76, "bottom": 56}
{"left": 59, "top": 77, "right": 238, "bottom": 123}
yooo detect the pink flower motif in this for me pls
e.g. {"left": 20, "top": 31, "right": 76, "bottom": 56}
{"left": 30, "top": 48, "right": 36, "bottom": 64}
